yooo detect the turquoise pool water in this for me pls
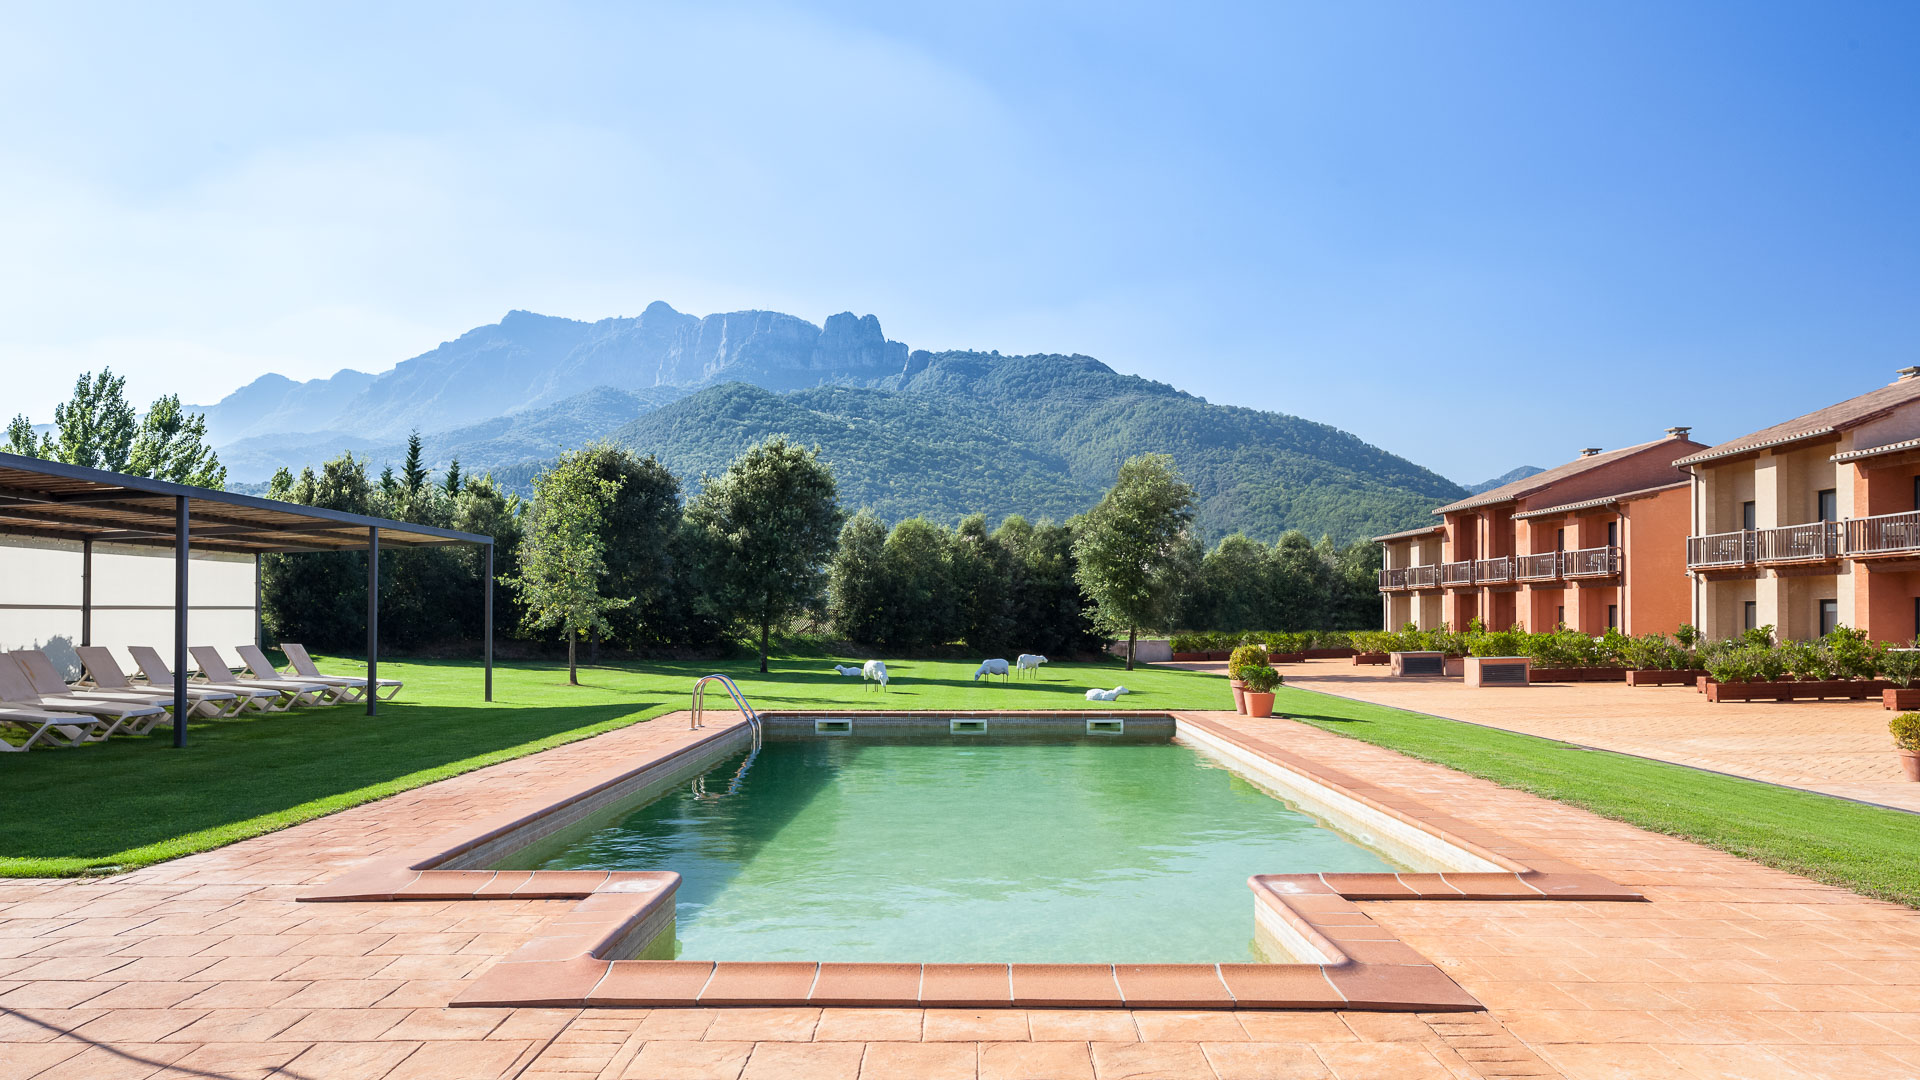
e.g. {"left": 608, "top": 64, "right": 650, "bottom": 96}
{"left": 521, "top": 733, "right": 1396, "bottom": 963}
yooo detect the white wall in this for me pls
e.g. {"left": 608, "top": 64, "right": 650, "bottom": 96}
{"left": 0, "top": 536, "right": 257, "bottom": 677}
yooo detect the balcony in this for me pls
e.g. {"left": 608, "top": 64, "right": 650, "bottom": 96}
{"left": 1687, "top": 529, "right": 1757, "bottom": 570}
{"left": 1563, "top": 545, "right": 1621, "bottom": 578}
{"left": 1441, "top": 560, "right": 1476, "bottom": 586}
{"left": 1755, "top": 521, "right": 1840, "bottom": 564}
{"left": 1517, "top": 552, "right": 1562, "bottom": 582}
{"left": 1405, "top": 564, "right": 1442, "bottom": 590}
{"left": 1846, "top": 510, "right": 1920, "bottom": 558}
{"left": 1472, "top": 556, "right": 1515, "bottom": 585}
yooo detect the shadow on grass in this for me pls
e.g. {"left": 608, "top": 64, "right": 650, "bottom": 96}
{"left": 0, "top": 700, "right": 652, "bottom": 862}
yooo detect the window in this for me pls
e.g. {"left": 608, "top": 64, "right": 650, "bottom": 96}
{"left": 1742, "top": 501, "right": 1756, "bottom": 530}
{"left": 1607, "top": 604, "right": 1618, "bottom": 630}
{"left": 1914, "top": 476, "right": 1920, "bottom": 512}
{"left": 1743, "top": 600, "right": 1758, "bottom": 632}
{"left": 1556, "top": 605, "right": 1565, "bottom": 627}
{"left": 1819, "top": 598, "right": 1839, "bottom": 637}
{"left": 1818, "top": 489, "right": 1838, "bottom": 523}
{"left": 1606, "top": 520, "right": 1618, "bottom": 547}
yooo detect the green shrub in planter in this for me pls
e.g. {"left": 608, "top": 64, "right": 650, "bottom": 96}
{"left": 1238, "top": 664, "right": 1282, "bottom": 694}
{"left": 1880, "top": 647, "right": 1920, "bottom": 688}
{"left": 1826, "top": 627, "right": 1878, "bottom": 680}
{"left": 1891, "top": 713, "right": 1920, "bottom": 753}
{"left": 1227, "top": 645, "right": 1267, "bottom": 673}
{"left": 1469, "top": 627, "right": 1530, "bottom": 658}
{"left": 1780, "top": 640, "right": 1832, "bottom": 681}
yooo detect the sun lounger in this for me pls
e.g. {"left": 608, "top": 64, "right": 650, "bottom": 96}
{"left": 74, "top": 646, "right": 244, "bottom": 718}
{"left": 128, "top": 645, "right": 285, "bottom": 714}
{"left": 188, "top": 646, "right": 339, "bottom": 708}
{"left": 0, "top": 653, "right": 159, "bottom": 739}
{"left": 0, "top": 706, "right": 103, "bottom": 751}
{"left": 11, "top": 649, "right": 192, "bottom": 733}
{"left": 271, "top": 643, "right": 402, "bottom": 702}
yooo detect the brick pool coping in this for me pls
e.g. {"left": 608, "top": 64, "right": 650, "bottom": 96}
{"left": 298, "top": 710, "right": 1643, "bottom": 1012}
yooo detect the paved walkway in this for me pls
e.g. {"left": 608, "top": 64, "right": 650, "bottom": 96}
{"left": 1255, "top": 660, "right": 1920, "bottom": 813}
{"left": 6, "top": 708, "right": 1920, "bottom": 1078}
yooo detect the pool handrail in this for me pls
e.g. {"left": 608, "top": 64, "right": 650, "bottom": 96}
{"left": 689, "top": 674, "right": 761, "bottom": 801}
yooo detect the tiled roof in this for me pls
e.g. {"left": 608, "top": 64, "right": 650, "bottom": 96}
{"left": 1433, "top": 438, "right": 1678, "bottom": 515}
{"left": 1833, "top": 437, "right": 1920, "bottom": 463}
{"left": 1371, "top": 523, "right": 1446, "bottom": 544}
{"left": 1510, "top": 481, "right": 1689, "bottom": 521}
{"left": 1675, "top": 377, "right": 1920, "bottom": 467}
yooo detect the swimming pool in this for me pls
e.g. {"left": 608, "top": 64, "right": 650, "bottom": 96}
{"left": 496, "top": 726, "right": 1402, "bottom": 964}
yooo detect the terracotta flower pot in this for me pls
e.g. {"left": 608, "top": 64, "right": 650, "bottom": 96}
{"left": 1901, "top": 750, "right": 1920, "bottom": 782}
{"left": 1244, "top": 691, "right": 1276, "bottom": 718}
{"left": 1229, "top": 679, "right": 1247, "bottom": 713}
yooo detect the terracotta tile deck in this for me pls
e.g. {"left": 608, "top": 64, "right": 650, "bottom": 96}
{"left": 7, "top": 706, "right": 1920, "bottom": 1077}
{"left": 1266, "top": 659, "right": 1920, "bottom": 813}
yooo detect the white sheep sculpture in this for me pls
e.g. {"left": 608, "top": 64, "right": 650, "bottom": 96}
{"left": 1015, "top": 654, "right": 1048, "bottom": 678}
{"left": 862, "top": 659, "right": 889, "bottom": 691}
{"left": 973, "top": 658, "right": 1011, "bottom": 682}
{"left": 832, "top": 664, "right": 862, "bottom": 677}
{"left": 1084, "top": 685, "right": 1130, "bottom": 702}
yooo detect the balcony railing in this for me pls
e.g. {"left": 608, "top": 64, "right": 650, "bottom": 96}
{"left": 1517, "top": 552, "right": 1561, "bottom": 581}
{"left": 1440, "top": 560, "right": 1476, "bottom": 586}
{"left": 1563, "top": 545, "right": 1621, "bottom": 578}
{"left": 1377, "top": 568, "right": 1408, "bottom": 591}
{"left": 1755, "top": 521, "right": 1840, "bottom": 563}
{"left": 1846, "top": 510, "right": 1920, "bottom": 557}
{"left": 1472, "top": 556, "right": 1515, "bottom": 585}
{"left": 1405, "top": 564, "right": 1441, "bottom": 589}
{"left": 1687, "top": 529, "right": 1757, "bottom": 570}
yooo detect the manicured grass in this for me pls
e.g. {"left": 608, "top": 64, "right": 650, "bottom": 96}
{"left": 1277, "top": 683, "right": 1920, "bottom": 908}
{"left": 0, "top": 653, "right": 1212, "bottom": 877}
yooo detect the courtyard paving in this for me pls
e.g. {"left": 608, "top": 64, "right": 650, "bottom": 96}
{"left": 4, "top": 704, "right": 1920, "bottom": 1078}
{"left": 1271, "top": 660, "right": 1920, "bottom": 814}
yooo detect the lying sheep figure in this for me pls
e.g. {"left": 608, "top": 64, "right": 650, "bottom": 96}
{"left": 1016, "top": 654, "right": 1048, "bottom": 678}
{"left": 1084, "top": 685, "right": 1130, "bottom": 702}
{"left": 973, "top": 658, "right": 1011, "bottom": 682}
{"left": 832, "top": 664, "right": 862, "bottom": 677}
{"left": 862, "top": 659, "right": 889, "bottom": 690}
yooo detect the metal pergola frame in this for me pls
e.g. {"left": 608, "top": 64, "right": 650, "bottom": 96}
{"left": 0, "top": 452, "right": 495, "bottom": 747}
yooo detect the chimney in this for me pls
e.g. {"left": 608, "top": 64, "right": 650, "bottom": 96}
{"left": 1899, "top": 366, "right": 1920, "bottom": 382}
{"left": 1580, "top": 448, "right": 1602, "bottom": 457}
{"left": 1665, "top": 426, "right": 1691, "bottom": 439}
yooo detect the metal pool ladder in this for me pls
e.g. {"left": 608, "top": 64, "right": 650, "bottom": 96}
{"left": 689, "top": 674, "right": 762, "bottom": 801}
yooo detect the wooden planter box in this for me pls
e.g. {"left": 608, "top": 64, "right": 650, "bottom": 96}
{"left": 1171, "top": 652, "right": 1206, "bottom": 662}
{"left": 1389, "top": 650, "right": 1447, "bottom": 677}
{"left": 1703, "top": 679, "right": 1891, "bottom": 703}
{"left": 1266, "top": 652, "right": 1307, "bottom": 664}
{"left": 1527, "top": 666, "right": 1628, "bottom": 683}
{"left": 1465, "top": 656, "right": 1531, "bottom": 687}
{"left": 1353, "top": 652, "right": 1389, "bottom": 666}
{"left": 1884, "top": 687, "right": 1920, "bottom": 711}
{"left": 1303, "top": 648, "right": 1356, "bottom": 659}
{"left": 1625, "top": 669, "right": 1709, "bottom": 686}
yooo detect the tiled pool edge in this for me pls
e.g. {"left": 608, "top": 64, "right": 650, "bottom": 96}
{"left": 297, "top": 709, "right": 1644, "bottom": 1011}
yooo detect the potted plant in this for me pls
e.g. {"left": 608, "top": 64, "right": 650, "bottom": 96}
{"left": 1226, "top": 644, "right": 1266, "bottom": 712}
{"left": 1891, "top": 713, "right": 1920, "bottom": 781}
{"left": 1239, "top": 662, "right": 1283, "bottom": 718}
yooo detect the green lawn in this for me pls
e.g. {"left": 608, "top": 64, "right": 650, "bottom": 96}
{"left": 0, "top": 653, "right": 1215, "bottom": 877}
{"left": 1277, "top": 683, "right": 1920, "bottom": 908}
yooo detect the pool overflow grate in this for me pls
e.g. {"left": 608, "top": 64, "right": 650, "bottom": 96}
{"left": 1086, "top": 718, "right": 1125, "bottom": 734}
{"left": 1479, "top": 662, "right": 1528, "bottom": 686}
{"left": 950, "top": 719, "right": 988, "bottom": 734}
{"left": 813, "top": 718, "right": 852, "bottom": 734}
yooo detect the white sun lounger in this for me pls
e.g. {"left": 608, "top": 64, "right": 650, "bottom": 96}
{"left": 0, "top": 706, "right": 103, "bottom": 751}
{"left": 189, "top": 646, "right": 339, "bottom": 708}
{"left": 8, "top": 650, "right": 180, "bottom": 736}
{"left": 74, "top": 646, "right": 244, "bottom": 718}
{"left": 128, "top": 645, "right": 285, "bottom": 714}
{"left": 276, "top": 644, "right": 402, "bottom": 702}
{"left": 0, "top": 654, "right": 157, "bottom": 739}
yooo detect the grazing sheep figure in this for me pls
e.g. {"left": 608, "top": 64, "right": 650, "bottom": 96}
{"left": 862, "top": 659, "right": 889, "bottom": 691}
{"left": 973, "top": 658, "right": 1011, "bottom": 682}
{"left": 1083, "top": 685, "right": 1130, "bottom": 702}
{"left": 832, "top": 664, "right": 862, "bottom": 677}
{"left": 1015, "top": 654, "right": 1048, "bottom": 678}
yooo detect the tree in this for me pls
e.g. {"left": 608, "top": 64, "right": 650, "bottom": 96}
{"left": 951, "top": 513, "right": 1014, "bottom": 651}
{"left": 51, "top": 370, "right": 138, "bottom": 472}
{"left": 1072, "top": 453, "right": 1198, "bottom": 669}
{"left": 995, "top": 515, "right": 1100, "bottom": 656}
{"left": 508, "top": 450, "right": 631, "bottom": 685}
{"left": 128, "top": 395, "right": 226, "bottom": 487}
{"left": 880, "top": 517, "right": 956, "bottom": 649}
{"left": 687, "top": 436, "right": 843, "bottom": 672}
{"left": 401, "top": 431, "right": 429, "bottom": 494}
{"left": 827, "top": 509, "right": 890, "bottom": 644}
{"left": 4, "top": 414, "right": 50, "bottom": 457}
{"left": 579, "top": 446, "right": 684, "bottom": 650}
{"left": 444, "top": 458, "right": 463, "bottom": 498}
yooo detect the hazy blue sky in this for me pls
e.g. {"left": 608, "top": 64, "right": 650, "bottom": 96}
{"left": 3, "top": 1, "right": 1916, "bottom": 483}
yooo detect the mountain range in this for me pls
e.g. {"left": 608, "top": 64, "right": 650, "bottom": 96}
{"left": 196, "top": 303, "right": 1469, "bottom": 543}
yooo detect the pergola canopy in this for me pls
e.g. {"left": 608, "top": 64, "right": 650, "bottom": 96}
{"left": 0, "top": 452, "right": 492, "bottom": 554}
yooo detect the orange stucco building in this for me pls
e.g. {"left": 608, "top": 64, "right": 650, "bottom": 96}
{"left": 1377, "top": 428, "right": 1707, "bottom": 634}
{"left": 1680, "top": 368, "right": 1920, "bottom": 643}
